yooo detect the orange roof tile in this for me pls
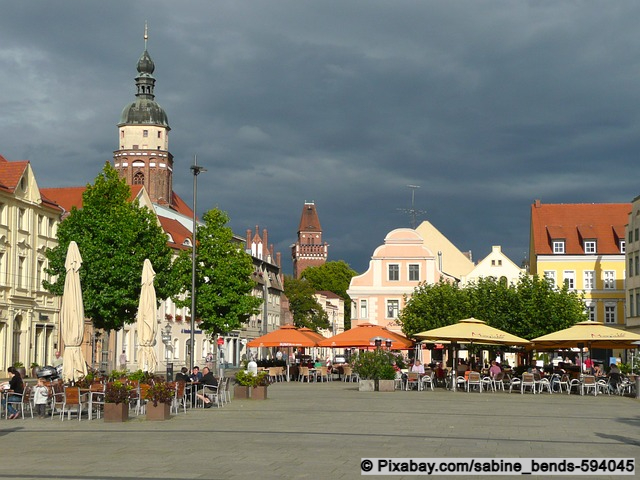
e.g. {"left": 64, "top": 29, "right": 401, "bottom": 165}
{"left": 158, "top": 216, "right": 192, "bottom": 251}
{"left": 40, "top": 186, "right": 86, "bottom": 212}
{"left": 531, "top": 201, "right": 630, "bottom": 255}
{"left": 170, "top": 192, "right": 194, "bottom": 218}
{"left": 0, "top": 160, "right": 28, "bottom": 193}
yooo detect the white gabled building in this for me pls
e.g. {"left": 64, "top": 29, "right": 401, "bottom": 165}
{"left": 461, "top": 246, "right": 526, "bottom": 287}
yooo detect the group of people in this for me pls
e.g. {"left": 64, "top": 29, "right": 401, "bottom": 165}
{"left": 174, "top": 365, "right": 218, "bottom": 408}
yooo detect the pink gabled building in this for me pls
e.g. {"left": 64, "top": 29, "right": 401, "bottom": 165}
{"left": 348, "top": 228, "right": 444, "bottom": 334}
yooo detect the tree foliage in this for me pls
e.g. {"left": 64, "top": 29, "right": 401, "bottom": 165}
{"left": 398, "top": 275, "right": 587, "bottom": 339}
{"left": 172, "top": 208, "right": 261, "bottom": 335}
{"left": 283, "top": 275, "right": 330, "bottom": 331}
{"left": 44, "top": 162, "right": 176, "bottom": 331}
{"left": 301, "top": 260, "right": 357, "bottom": 328}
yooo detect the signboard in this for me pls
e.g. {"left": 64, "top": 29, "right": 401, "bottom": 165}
{"left": 217, "top": 337, "right": 224, "bottom": 346}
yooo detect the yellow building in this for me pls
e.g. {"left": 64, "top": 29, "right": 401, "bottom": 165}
{"left": 529, "top": 200, "right": 629, "bottom": 330}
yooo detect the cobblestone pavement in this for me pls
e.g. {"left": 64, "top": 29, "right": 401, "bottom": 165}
{"left": 1, "top": 381, "right": 639, "bottom": 479}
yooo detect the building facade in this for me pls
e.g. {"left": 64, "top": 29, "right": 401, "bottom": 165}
{"left": 291, "top": 201, "right": 328, "bottom": 278}
{"left": 0, "top": 156, "right": 63, "bottom": 373}
{"left": 348, "top": 228, "right": 446, "bottom": 333}
{"left": 529, "top": 200, "right": 628, "bottom": 328}
{"left": 625, "top": 195, "right": 640, "bottom": 335}
{"left": 461, "top": 246, "right": 526, "bottom": 287}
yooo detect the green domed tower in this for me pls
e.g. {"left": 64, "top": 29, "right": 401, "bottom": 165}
{"left": 113, "top": 24, "right": 174, "bottom": 206}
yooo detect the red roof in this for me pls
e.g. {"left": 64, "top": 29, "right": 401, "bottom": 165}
{"left": 530, "top": 201, "right": 629, "bottom": 255}
{"left": 158, "top": 216, "right": 192, "bottom": 251}
{"left": 41, "top": 184, "right": 146, "bottom": 212}
{"left": 298, "top": 202, "right": 322, "bottom": 232}
{"left": 0, "top": 160, "right": 28, "bottom": 193}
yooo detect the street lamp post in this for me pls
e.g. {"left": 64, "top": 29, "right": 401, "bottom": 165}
{"left": 161, "top": 323, "right": 173, "bottom": 381}
{"left": 190, "top": 156, "right": 206, "bottom": 373}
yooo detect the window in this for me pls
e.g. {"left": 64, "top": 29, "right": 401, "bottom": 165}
{"left": 583, "top": 271, "right": 595, "bottom": 290}
{"left": 37, "top": 215, "right": 44, "bottom": 235}
{"left": 603, "top": 271, "right": 615, "bottom": 289}
{"left": 553, "top": 241, "right": 565, "bottom": 254}
{"left": 408, "top": 264, "right": 420, "bottom": 281}
{"left": 586, "top": 304, "right": 595, "bottom": 322}
{"left": 604, "top": 304, "right": 616, "bottom": 324}
{"left": 630, "top": 293, "right": 635, "bottom": 318}
{"left": 543, "top": 271, "right": 556, "bottom": 287}
{"left": 0, "top": 252, "right": 4, "bottom": 285}
{"left": 157, "top": 131, "right": 162, "bottom": 138}
{"left": 360, "top": 300, "right": 367, "bottom": 319}
{"left": 620, "top": 240, "right": 626, "bottom": 253}
{"left": 386, "top": 300, "right": 399, "bottom": 319}
{"left": 48, "top": 218, "right": 55, "bottom": 237}
{"left": 133, "top": 172, "right": 144, "bottom": 185}
{"left": 584, "top": 240, "right": 596, "bottom": 254}
{"left": 17, "top": 256, "right": 26, "bottom": 289}
{"left": 629, "top": 257, "right": 634, "bottom": 277}
{"left": 143, "top": 130, "right": 148, "bottom": 137}
{"left": 636, "top": 291, "right": 640, "bottom": 319}
{"left": 18, "top": 208, "right": 25, "bottom": 230}
{"left": 36, "top": 260, "right": 44, "bottom": 291}
{"left": 635, "top": 255, "right": 639, "bottom": 280}
{"left": 388, "top": 264, "right": 399, "bottom": 281}
{"left": 0, "top": 203, "right": 4, "bottom": 224}
{"left": 563, "top": 271, "right": 575, "bottom": 290}
{"left": 636, "top": 228, "right": 639, "bottom": 242}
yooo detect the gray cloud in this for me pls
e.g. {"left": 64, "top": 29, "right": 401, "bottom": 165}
{"left": 2, "top": 1, "right": 640, "bottom": 274}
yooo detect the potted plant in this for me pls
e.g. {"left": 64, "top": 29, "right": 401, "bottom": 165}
{"left": 234, "top": 370, "right": 254, "bottom": 399}
{"left": 251, "top": 371, "right": 270, "bottom": 400}
{"left": 351, "top": 350, "right": 397, "bottom": 392}
{"left": 30, "top": 362, "right": 40, "bottom": 378}
{"left": 144, "top": 381, "right": 174, "bottom": 420}
{"left": 234, "top": 370, "right": 270, "bottom": 399}
{"left": 104, "top": 380, "right": 132, "bottom": 422}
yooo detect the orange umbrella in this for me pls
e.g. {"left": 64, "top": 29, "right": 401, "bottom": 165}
{"left": 298, "top": 327, "right": 326, "bottom": 343}
{"left": 247, "top": 324, "right": 320, "bottom": 348}
{"left": 317, "top": 323, "right": 413, "bottom": 350}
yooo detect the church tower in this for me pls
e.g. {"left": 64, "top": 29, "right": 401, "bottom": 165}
{"left": 113, "top": 25, "right": 174, "bottom": 206}
{"left": 291, "top": 201, "right": 328, "bottom": 278}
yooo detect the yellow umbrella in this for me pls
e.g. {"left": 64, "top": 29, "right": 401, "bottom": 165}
{"left": 531, "top": 321, "right": 640, "bottom": 350}
{"left": 414, "top": 317, "right": 529, "bottom": 391}
{"left": 61, "top": 241, "right": 88, "bottom": 382}
{"left": 414, "top": 317, "right": 530, "bottom": 346}
{"left": 137, "top": 259, "right": 158, "bottom": 372}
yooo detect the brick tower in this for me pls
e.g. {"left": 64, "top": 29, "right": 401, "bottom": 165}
{"left": 291, "top": 201, "right": 328, "bottom": 278}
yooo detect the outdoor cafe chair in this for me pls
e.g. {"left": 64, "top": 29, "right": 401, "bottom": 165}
{"left": 49, "top": 382, "right": 65, "bottom": 419}
{"left": 342, "top": 366, "right": 354, "bottom": 382}
{"left": 268, "top": 367, "right": 280, "bottom": 384}
{"left": 405, "top": 372, "right": 421, "bottom": 391}
{"left": 508, "top": 375, "right": 521, "bottom": 393}
{"left": 520, "top": 373, "right": 536, "bottom": 394}
{"left": 480, "top": 375, "right": 494, "bottom": 392}
{"left": 536, "top": 377, "right": 552, "bottom": 394}
{"left": 60, "top": 386, "right": 86, "bottom": 421}
{"left": 421, "top": 373, "right": 435, "bottom": 391}
{"left": 581, "top": 375, "right": 597, "bottom": 396}
{"left": 203, "top": 383, "right": 222, "bottom": 408}
{"left": 492, "top": 372, "right": 505, "bottom": 392}
{"left": 5, "top": 385, "right": 33, "bottom": 420}
{"left": 171, "top": 381, "right": 187, "bottom": 414}
{"left": 88, "top": 383, "right": 105, "bottom": 420}
{"left": 298, "top": 366, "right": 311, "bottom": 383}
{"left": 316, "top": 367, "right": 330, "bottom": 383}
{"left": 568, "top": 378, "right": 582, "bottom": 395}
{"left": 557, "top": 374, "right": 571, "bottom": 394}
{"left": 466, "top": 372, "right": 482, "bottom": 392}
{"left": 596, "top": 378, "right": 609, "bottom": 395}
{"left": 456, "top": 376, "right": 466, "bottom": 391}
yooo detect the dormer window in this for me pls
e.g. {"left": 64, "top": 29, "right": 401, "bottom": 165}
{"left": 552, "top": 240, "right": 565, "bottom": 254}
{"left": 584, "top": 240, "right": 596, "bottom": 254}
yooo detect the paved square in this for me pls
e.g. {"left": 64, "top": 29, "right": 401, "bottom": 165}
{"left": 1, "top": 381, "right": 638, "bottom": 479}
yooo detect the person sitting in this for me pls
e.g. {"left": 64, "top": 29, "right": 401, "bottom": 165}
{"left": 593, "top": 363, "right": 603, "bottom": 377}
{"left": 609, "top": 363, "right": 621, "bottom": 375}
{"left": 314, "top": 358, "right": 323, "bottom": 368}
{"left": 196, "top": 367, "right": 218, "bottom": 408}
{"left": 434, "top": 363, "right": 447, "bottom": 387}
{"left": 411, "top": 360, "right": 425, "bottom": 374}
{"left": 1, "top": 366, "right": 24, "bottom": 419}
{"left": 190, "top": 366, "right": 203, "bottom": 383}
{"left": 175, "top": 367, "right": 192, "bottom": 384}
{"left": 489, "top": 361, "right": 502, "bottom": 378}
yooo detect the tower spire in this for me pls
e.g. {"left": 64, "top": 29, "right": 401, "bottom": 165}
{"left": 144, "top": 21, "right": 148, "bottom": 50}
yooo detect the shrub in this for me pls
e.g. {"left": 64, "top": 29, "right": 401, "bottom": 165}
{"left": 350, "top": 350, "right": 397, "bottom": 380}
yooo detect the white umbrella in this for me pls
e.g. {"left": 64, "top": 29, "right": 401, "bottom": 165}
{"left": 61, "top": 241, "right": 88, "bottom": 382}
{"left": 137, "top": 259, "right": 158, "bottom": 372}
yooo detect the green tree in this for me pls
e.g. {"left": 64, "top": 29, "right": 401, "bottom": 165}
{"left": 172, "top": 208, "right": 261, "bottom": 335}
{"left": 283, "top": 275, "right": 330, "bottom": 331}
{"left": 301, "top": 260, "right": 357, "bottom": 328}
{"left": 397, "top": 275, "right": 586, "bottom": 339}
{"left": 44, "top": 162, "right": 176, "bottom": 331}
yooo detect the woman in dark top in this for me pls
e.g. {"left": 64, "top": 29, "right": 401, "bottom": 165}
{"left": 1, "top": 366, "right": 24, "bottom": 419}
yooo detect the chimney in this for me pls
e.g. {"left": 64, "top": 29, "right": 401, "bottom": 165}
{"left": 263, "top": 228, "right": 269, "bottom": 256}
{"left": 246, "top": 229, "right": 252, "bottom": 249}
{"left": 276, "top": 252, "right": 281, "bottom": 267}
{"left": 535, "top": 199, "right": 541, "bottom": 208}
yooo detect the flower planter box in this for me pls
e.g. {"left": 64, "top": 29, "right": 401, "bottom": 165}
{"left": 104, "top": 403, "right": 128, "bottom": 422}
{"left": 377, "top": 379, "right": 395, "bottom": 392}
{"left": 251, "top": 386, "right": 268, "bottom": 400}
{"left": 146, "top": 402, "right": 171, "bottom": 421}
{"left": 358, "top": 379, "right": 375, "bottom": 392}
{"left": 234, "top": 385, "right": 250, "bottom": 399}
